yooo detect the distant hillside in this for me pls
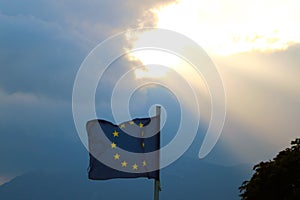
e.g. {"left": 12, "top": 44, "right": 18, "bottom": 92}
{"left": 0, "top": 157, "right": 252, "bottom": 200}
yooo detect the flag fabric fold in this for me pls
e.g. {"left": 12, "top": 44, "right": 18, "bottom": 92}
{"left": 86, "top": 116, "right": 160, "bottom": 180}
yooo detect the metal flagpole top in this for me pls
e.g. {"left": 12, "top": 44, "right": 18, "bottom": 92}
{"left": 156, "top": 106, "right": 161, "bottom": 118}
{"left": 154, "top": 105, "right": 161, "bottom": 200}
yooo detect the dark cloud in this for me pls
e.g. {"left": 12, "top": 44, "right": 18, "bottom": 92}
{"left": 0, "top": 0, "right": 174, "bottom": 42}
{"left": 0, "top": 0, "right": 174, "bottom": 97}
{"left": 0, "top": 13, "right": 83, "bottom": 100}
{"left": 0, "top": 0, "right": 176, "bottom": 180}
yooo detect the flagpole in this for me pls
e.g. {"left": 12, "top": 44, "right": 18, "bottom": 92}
{"left": 154, "top": 106, "right": 161, "bottom": 200}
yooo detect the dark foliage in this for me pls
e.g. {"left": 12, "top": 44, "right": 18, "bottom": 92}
{"left": 239, "top": 138, "right": 300, "bottom": 200}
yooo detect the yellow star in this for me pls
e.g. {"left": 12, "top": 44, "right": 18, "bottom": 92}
{"left": 121, "top": 161, "right": 127, "bottom": 167}
{"left": 141, "top": 131, "right": 145, "bottom": 136}
{"left": 142, "top": 160, "right": 147, "bottom": 166}
{"left": 141, "top": 142, "right": 145, "bottom": 148}
{"left": 132, "top": 163, "right": 138, "bottom": 170}
{"left": 111, "top": 142, "right": 117, "bottom": 149}
{"left": 120, "top": 124, "right": 125, "bottom": 128}
{"left": 113, "top": 130, "right": 119, "bottom": 137}
{"left": 129, "top": 121, "right": 134, "bottom": 125}
{"left": 114, "top": 153, "right": 120, "bottom": 160}
{"left": 139, "top": 122, "right": 144, "bottom": 128}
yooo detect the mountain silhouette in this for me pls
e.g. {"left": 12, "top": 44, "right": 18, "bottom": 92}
{"left": 0, "top": 156, "right": 251, "bottom": 200}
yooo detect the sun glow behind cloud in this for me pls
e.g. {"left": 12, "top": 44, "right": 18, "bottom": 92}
{"left": 152, "top": 0, "right": 300, "bottom": 55}
{"left": 130, "top": 0, "right": 300, "bottom": 58}
{"left": 128, "top": 0, "right": 300, "bottom": 79}
{"left": 124, "top": 0, "right": 300, "bottom": 164}
{"left": 129, "top": 50, "right": 180, "bottom": 79}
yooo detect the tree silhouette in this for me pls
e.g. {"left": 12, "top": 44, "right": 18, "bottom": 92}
{"left": 239, "top": 138, "right": 300, "bottom": 200}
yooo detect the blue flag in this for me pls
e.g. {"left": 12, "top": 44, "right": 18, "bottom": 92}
{"left": 86, "top": 116, "right": 160, "bottom": 180}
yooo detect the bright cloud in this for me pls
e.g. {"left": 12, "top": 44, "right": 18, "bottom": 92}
{"left": 0, "top": 175, "right": 14, "bottom": 186}
{"left": 126, "top": 0, "right": 300, "bottom": 164}
{"left": 151, "top": 0, "right": 300, "bottom": 55}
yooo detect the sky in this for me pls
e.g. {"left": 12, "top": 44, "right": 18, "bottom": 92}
{"left": 0, "top": 0, "right": 300, "bottom": 188}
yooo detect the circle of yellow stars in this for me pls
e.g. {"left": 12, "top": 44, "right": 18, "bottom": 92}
{"left": 110, "top": 121, "right": 148, "bottom": 171}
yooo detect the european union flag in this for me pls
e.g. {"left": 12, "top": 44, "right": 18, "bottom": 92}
{"left": 86, "top": 116, "right": 160, "bottom": 180}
